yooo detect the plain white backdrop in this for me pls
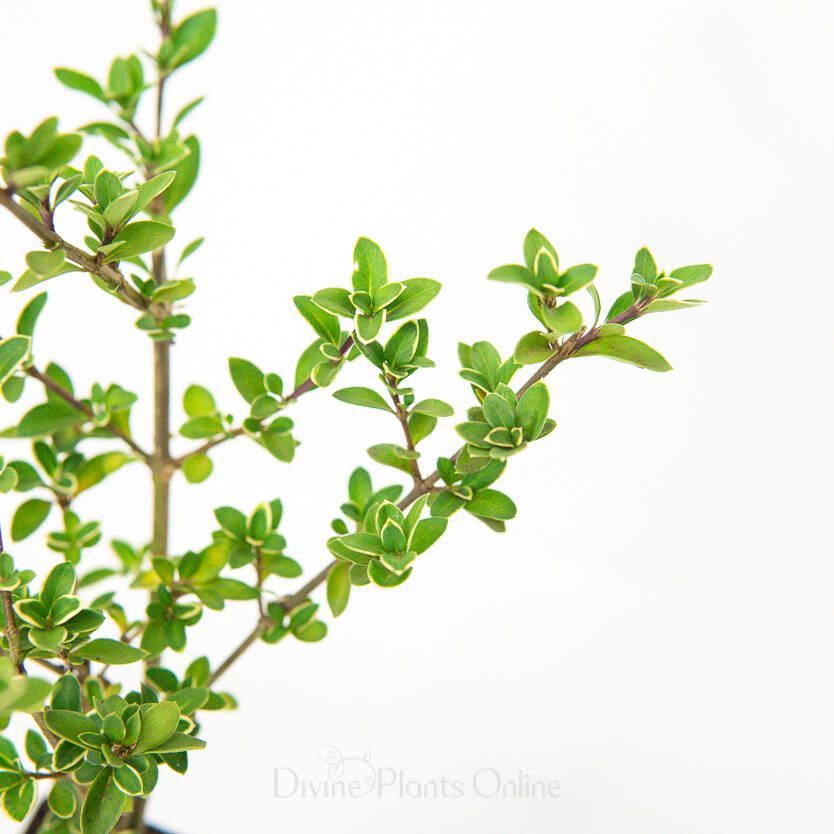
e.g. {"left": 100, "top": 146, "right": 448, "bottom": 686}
{"left": 2, "top": 0, "right": 833, "bottom": 831}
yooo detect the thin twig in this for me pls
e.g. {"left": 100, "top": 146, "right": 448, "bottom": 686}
{"left": 0, "top": 188, "right": 148, "bottom": 311}
{"left": 172, "top": 427, "right": 246, "bottom": 466}
{"left": 175, "top": 335, "right": 355, "bottom": 464}
{"left": 29, "top": 657, "right": 66, "bottom": 675}
{"left": 129, "top": 21, "right": 172, "bottom": 832}
{"left": 207, "top": 302, "right": 648, "bottom": 685}
{"left": 207, "top": 616, "right": 271, "bottom": 686}
{"left": 283, "top": 336, "right": 354, "bottom": 402}
{"left": 0, "top": 528, "right": 23, "bottom": 672}
{"left": 21, "top": 363, "right": 152, "bottom": 462}
{"left": 387, "top": 374, "right": 424, "bottom": 487}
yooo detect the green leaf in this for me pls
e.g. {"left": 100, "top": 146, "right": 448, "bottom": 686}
{"left": 173, "top": 96, "right": 205, "bottom": 128}
{"left": 409, "top": 517, "right": 447, "bottom": 554}
{"left": 294, "top": 338, "right": 326, "bottom": 388}
{"left": 51, "top": 674, "right": 82, "bottom": 712}
{"left": 76, "top": 452, "right": 131, "bottom": 493}
{"left": 214, "top": 506, "right": 246, "bottom": 539}
{"left": 41, "top": 562, "right": 75, "bottom": 609}
{"left": 54, "top": 174, "right": 82, "bottom": 207}
{"left": 48, "top": 779, "right": 77, "bottom": 819}
{"left": 487, "top": 264, "right": 539, "bottom": 292}
{"left": 513, "top": 331, "right": 553, "bottom": 365}
{"left": 456, "top": 421, "right": 490, "bottom": 447}
{"left": 18, "top": 400, "right": 85, "bottom": 437}
{"left": 102, "top": 191, "right": 138, "bottom": 229}
{"left": 352, "top": 237, "right": 388, "bottom": 294}
{"left": 262, "top": 430, "right": 296, "bottom": 462}
{"left": 408, "top": 412, "right": 436, "bottom": 444}
{"left": 12, "top": 262, "right": 77, "bottom": 292}
{"left": 574, "top": 335, "right": 672, "bottom": 372}
{"left": 93, "top": 170, "right": 122, "bottom": 207}
{"left": 179, "top": 415, "right": 223, "bottom": 439}
{"left": 144, "top": 731, "right": 206, "bottom": 753}
{"left": 112, "top": 764, "right": 143, "bottom": 796}
{"left": 606, "top": 290, "right": 634, "bottom": 321}
{"left": 367, "top": 443, "right": 415, "bottom": 474}
{"left": 43, "top": 710, "right": 97, "bottom": 745}
{"left": 171, "top": 9, "right": 218, "bottom": 66}
{"left": 183, "top": 453, "right": 213, "bottom": 483}
{"left": 558, "top": 263, "right": 598, "bottom": 295}
{"left": 38, "top": 134, "right": 82, "bottom": 169}
{"left": 634, "top": 247, "right": 657, "bottom": 283}
{"left": 54, "top": 68, "right": 106, "bottom": 101}
{"left": 355, "top": 310, "right": 385, "bottom": 343}
{"left": 8, "top": 165, "right": 49, "bottom": 189}
{"left": 515, "top": 382, "right": 550, "bottom": 441}
{"left": 110, "top": 221, "right": 175, "bottom": 259}
{"left": 410, "top": 398, "right": 453, "bottom": 418}
{"left": 466, "top": 489, "right": 517, "bottom": 520}
{"left": 151, "top": 278, "right": 195, "bottom": 303}
{"left": 228, "top": 357, "right": 265, "bottom": 403}
{"left": 210, "top": 578, "right": 259, "bottom": 600}
{"left": 523, "top": 228, "right": 559, "bottom": 274}
{"left": 80, "top": 767, "right": 124, "bottom": 834}
{"left": 383, "top": 320, "right": 419, "bottom": 367}
{"left": 52, "top": 739, "right": 85, "bottom": 771}
{"left": 385, "top": 277, "right": 441, "bottom": 320}
{"left": 541, "top": 300, "right": 582, "bottom": 336}
{"left": 294, "top": 295, "right": 340, "bottom": 343}
{"left": 668, "top": 264, "right": 713, "bottom": 290}
{"left": 2, "top": 778, "right": 36, "bottom": 823}
{"left": 332, "top": 386, "right": 392, "bottom": 412}
{"left": 368, "top": 560, "right": 411, "bottom": 588}
{"left": 11, "top": 498, "right": 51, "bottom": 541}
{"left": 178, "top": 236, "right": 205, "bottom": 265}
{"left": 16, "top": 293, "right": 47, "bottom": 338}
{"left": 135, "top": 171, "right": 177, "bottom": 213}
{"left": 482, "top": 393, "right": 515, "bottom": 429}
{"left": 24, "top": 728, "right": 48, "bottom": 766}
{"left": 312, "top": 287, "right": 355, "bottom": 318}
{"left": 133, "top": 701, "right": 180, "bottom": 754}
{"left": 294, "top": 620, "right": 328, "bottom": 642}
{"left": 326, "top": 562, "right": 351, "bottom": 617}
{"left": 643, "top": 298, "right": 706, "bottom": 314}
{"left": 70, "top": 639, "right": 149, "bottom": 665}
{"left": 183, "top": 384, "right": 215, "bottom": 416}
{"left": 163, "top": 135, "right": 200, "bottom": 211}
{"left": 0, "top": 336, "right": 31, "bottom": 386}
{"left": 26, "top": 249, "right": 65, "bottom": 277}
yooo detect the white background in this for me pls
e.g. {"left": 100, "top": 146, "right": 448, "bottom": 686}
{"left": 2, "top": 0, "right": 833, "bottom": 831}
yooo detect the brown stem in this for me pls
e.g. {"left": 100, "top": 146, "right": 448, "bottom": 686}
{"left": 151, "top": 341, "right": 172, "bottom": 557}
{"left": 29, "top": 657, "right": 66, "bottom": 675}
{"left": 129, "top": 34, "right": 172, "bottom": 834}
{"left": 0, "top": 528, "right": 22, "bottom": 671}
{"left": 0, "top": 189, "right": 147, "bottom": 310}
{"left": 172, "top": 427, "right": 246, "bottom": 466}
{"left": 387, "top": 375, "right": 424, "bottom": 487}
{"left": 0, "top": 591, "right": 21, "bottom": 672}
{"left": 150, "top": 248, "right": 174, "bottom": 560}
{"left": 207, "top": 616, "right": 271, "bottom": 686}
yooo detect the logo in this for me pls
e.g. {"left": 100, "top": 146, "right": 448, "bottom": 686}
{"left": 273, "top": 746, "right": 560, "bottom": 800}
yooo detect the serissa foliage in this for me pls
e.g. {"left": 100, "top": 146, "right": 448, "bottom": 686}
{"left": 0, "top": 3, "right": 712, "bottom": 832}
